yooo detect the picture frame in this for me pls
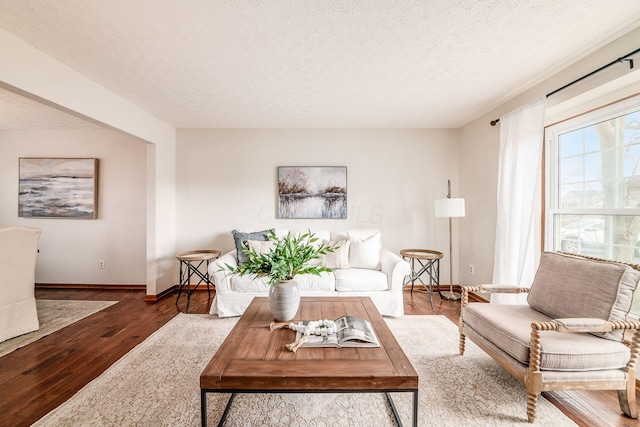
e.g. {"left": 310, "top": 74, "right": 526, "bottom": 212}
{"left": 18, "top": 158, "right": 99, "bottom": 219}
{"left": 278, "top": 166, "right": 347, "bottom": 219}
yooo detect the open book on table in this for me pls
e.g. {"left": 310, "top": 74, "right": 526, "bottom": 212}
{"left": 295, "top": 315, "right": 380, "bottom": 348}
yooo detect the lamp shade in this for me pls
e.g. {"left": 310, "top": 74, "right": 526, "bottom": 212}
{"left": 435, "top": 198, "right": 465, "bottom": 218}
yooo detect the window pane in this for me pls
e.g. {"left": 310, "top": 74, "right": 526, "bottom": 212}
{"left": 623, "top": 143, "right": 640, "bottom": 178}
{"left": 584, "top": 152, "right": 601, "bottom": 180}
{"left": 560, "top": 183, "right": 584, "bottom": 208}
{"left": 559, "top": 180, "right": 604, "bottom": 208}
{"left": 553, "top": 214, "right": 640, "bottom": 263}
{"left": 558, "top": 111, "right": 640, "bottom": 209}
{"left": 559, "top": 131, "right": 584, "bottom": 157}
{"left": 559, "top": 156, "right": 583, "bottom": 184}
{"left": 584, "top": 127, "right": 600, "bottom": 153}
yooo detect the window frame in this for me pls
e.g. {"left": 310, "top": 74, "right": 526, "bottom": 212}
{"left": 545, "top": 94, "right": 640, "bottom": 318}
{"left": 544, "top": 93, "right": 640, "bottom": 254}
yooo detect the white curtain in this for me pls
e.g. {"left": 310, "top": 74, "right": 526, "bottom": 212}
{"left": 491, "top": 98, "right": 546, "bottom": 304}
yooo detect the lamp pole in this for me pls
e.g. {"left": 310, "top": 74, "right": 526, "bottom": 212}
{"left": 441, "top": 213, "right": 460, "bottom": 300}
{"left": 437, "top": 179, "right": 462, "bottom": 301}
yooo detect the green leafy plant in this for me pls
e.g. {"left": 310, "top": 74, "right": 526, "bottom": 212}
{"left": 222, "top": 230, "right": 336, "bottom": 285}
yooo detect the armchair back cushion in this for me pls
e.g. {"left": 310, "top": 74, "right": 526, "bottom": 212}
{"left": 527, "top": 252, "right": 640, "bottom": 341}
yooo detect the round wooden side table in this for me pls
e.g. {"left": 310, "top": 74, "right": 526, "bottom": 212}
{"left": 176, "top": 249, "right": 221, "bottom": 313}
{"left": 400, "top": 249, "right": 444, "bottom": 310}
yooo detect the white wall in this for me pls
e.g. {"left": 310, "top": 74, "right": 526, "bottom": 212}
{"left": 458, "top": 26, "right": 640, "bottom": 289}
{"left": 458, "top": 119, "right": 500, "bottom": 288}
{"left": 0, "top": 128, "right": 147, "bottom": 284}
{"left": 0, "top": 28, "right": 177, "bottom": 296}
{"left": 176, "top": 128, "right": 463, "bottom": 284}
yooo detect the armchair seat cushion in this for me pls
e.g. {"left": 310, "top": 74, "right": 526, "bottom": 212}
{"left": 463, "top": 304, "right": 631, "bottom": 371}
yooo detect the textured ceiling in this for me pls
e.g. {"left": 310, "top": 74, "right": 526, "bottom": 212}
{"left": 0, "top": 0, "right": 639, "bottom": 129}
{"left": 0, "top": 88, "right": 100, "bottom": 130}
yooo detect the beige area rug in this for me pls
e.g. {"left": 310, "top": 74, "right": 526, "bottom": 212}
{"left": 0, "top": 299, "right": 117, "bottom": 358}
{"left": 33, "top": 314, "right": 577, "bottom": 427}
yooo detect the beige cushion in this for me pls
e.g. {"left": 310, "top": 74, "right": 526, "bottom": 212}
{"left": 322, "top": 239, "right": 350, "bottom": 269}
{"left": 246, "top": 239, "right": 275, "bottom": 255}
{"left": 301, "top": 230, "right": 331, "bottom": 266}
{"left": 334, "top": 268, "right": 388, "bottom": 291}
{"left": 463, "top": 304, "right": 631, "bottom": 371}
{"left": 527, "top": 252, "right": 640, "bottom": 341}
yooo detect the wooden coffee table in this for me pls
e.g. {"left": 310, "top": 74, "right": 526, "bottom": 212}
{"left": 200, "top": 296, "right": 419, "bottom": 426}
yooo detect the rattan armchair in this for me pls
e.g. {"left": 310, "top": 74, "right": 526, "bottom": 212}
{"left": 459, "top": 252, "right": 640, "bottom": 423}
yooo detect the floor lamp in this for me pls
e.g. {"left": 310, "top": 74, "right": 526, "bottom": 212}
{"left": 435, "top": 180, "right": 465, "bottom": 301}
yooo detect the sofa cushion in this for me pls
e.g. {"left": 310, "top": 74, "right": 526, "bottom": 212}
{"left": 334, "top": 268, "right": 388, "bottom": 292}
{"left": 295, "top": 272, "right": 336, "bottom": 291}
{"left": 231, "top": 229, "right": 272, "bottom": 265}
{"left": 463, "top": 304, "right": 631, "bottom": 371}
{"left": 230, "top": 274, "right": 270, "bottom": 292}
{"left": 322, "top": 239, "right": 350, "bottom": 269}
{"left": 331, "top": 228, "right": 380, "bottom": 242}
{"left": 527, "top": 252, "right": 640, "bottom": 341}
{"left": 348, "top": 231, "right": 381, "bottom": 270}
{"left": 306, "top": 229, "right": 331, "bottom": 242}
{"left": 230, "top": 272, "right": 335, "bottom": 292}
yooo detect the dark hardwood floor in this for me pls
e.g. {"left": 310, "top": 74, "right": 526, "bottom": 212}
{"left": 0, "top": 287, "right": 638, "bottom": 426}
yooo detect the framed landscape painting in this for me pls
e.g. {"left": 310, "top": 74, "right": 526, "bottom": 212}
{"left": 18, "top": 158, "right": 99, "bottom": 219}
{"left": 278, "top": 166, "right": 347, "bottom": 219}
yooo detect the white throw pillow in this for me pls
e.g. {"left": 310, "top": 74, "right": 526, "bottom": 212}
{"left": 331, "top": 229, "right": 379, "bottom": 242}
{"left": 321, "top": 239, "right": 350, "bottom": 269}
{"left": 348, "top": 231, "right": 381, "bottom": 270}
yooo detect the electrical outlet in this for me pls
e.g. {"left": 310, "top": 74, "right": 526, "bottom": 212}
{"left": 469, "top": 264, "right": 474, "bottom": 275}
{"left": 98, "top": 260, "right": 105, "bottom": 269}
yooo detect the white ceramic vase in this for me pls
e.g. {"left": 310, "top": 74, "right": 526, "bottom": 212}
{"left": 269, "top": 279, "right": 300, "bottom": 321}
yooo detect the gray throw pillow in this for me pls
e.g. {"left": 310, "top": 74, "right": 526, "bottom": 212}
{"left": 232, "top": 229, "right": 273, "bottom": 265}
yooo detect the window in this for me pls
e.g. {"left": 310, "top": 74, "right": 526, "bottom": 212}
{"left": 545, "top": 95, "right": 640, "bottom": 315}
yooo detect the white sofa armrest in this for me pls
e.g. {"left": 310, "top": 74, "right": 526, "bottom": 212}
{"left": 379, "top": 249, "right": 411, "bottom": 292}
{"left": 209, "top": 250, "right": 238, "bottom": 294}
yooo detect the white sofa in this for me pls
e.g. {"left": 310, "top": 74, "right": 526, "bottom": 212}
{"left": 0, "top": 226, "right": 41, "bottom": 343}
{"left": 208, "top": 228, "right": 410, "bottom": 317}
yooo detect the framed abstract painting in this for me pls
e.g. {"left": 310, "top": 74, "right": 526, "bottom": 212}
{"left": 278, "top": 166, "right": 347, "bottom": 219}
{"left": 18, "top": 158, "right": 99, "bottom": 219}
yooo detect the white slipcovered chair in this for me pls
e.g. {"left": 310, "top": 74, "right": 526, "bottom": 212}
{"left": 0, "top": 226, "right": 41, "bottom": 343}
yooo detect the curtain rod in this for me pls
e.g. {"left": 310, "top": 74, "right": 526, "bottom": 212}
{"left": 490, "top": 46, "right": 640, "bottom": 126}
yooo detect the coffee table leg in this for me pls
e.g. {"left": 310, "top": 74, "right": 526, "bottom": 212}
{"left": 201, "top": 389, "right": 207, "bottom": 427}
{"left": 385, "top": 391, "right": 418, "bottom": 427}
{"left": 217, "top": 393, "right": 237, "bottom": 427}
{"left": 385, "top": 392, "right": 403, "bottom": 426}
{"left": 413, "top": 389, "right": 418, "bottom": 427}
